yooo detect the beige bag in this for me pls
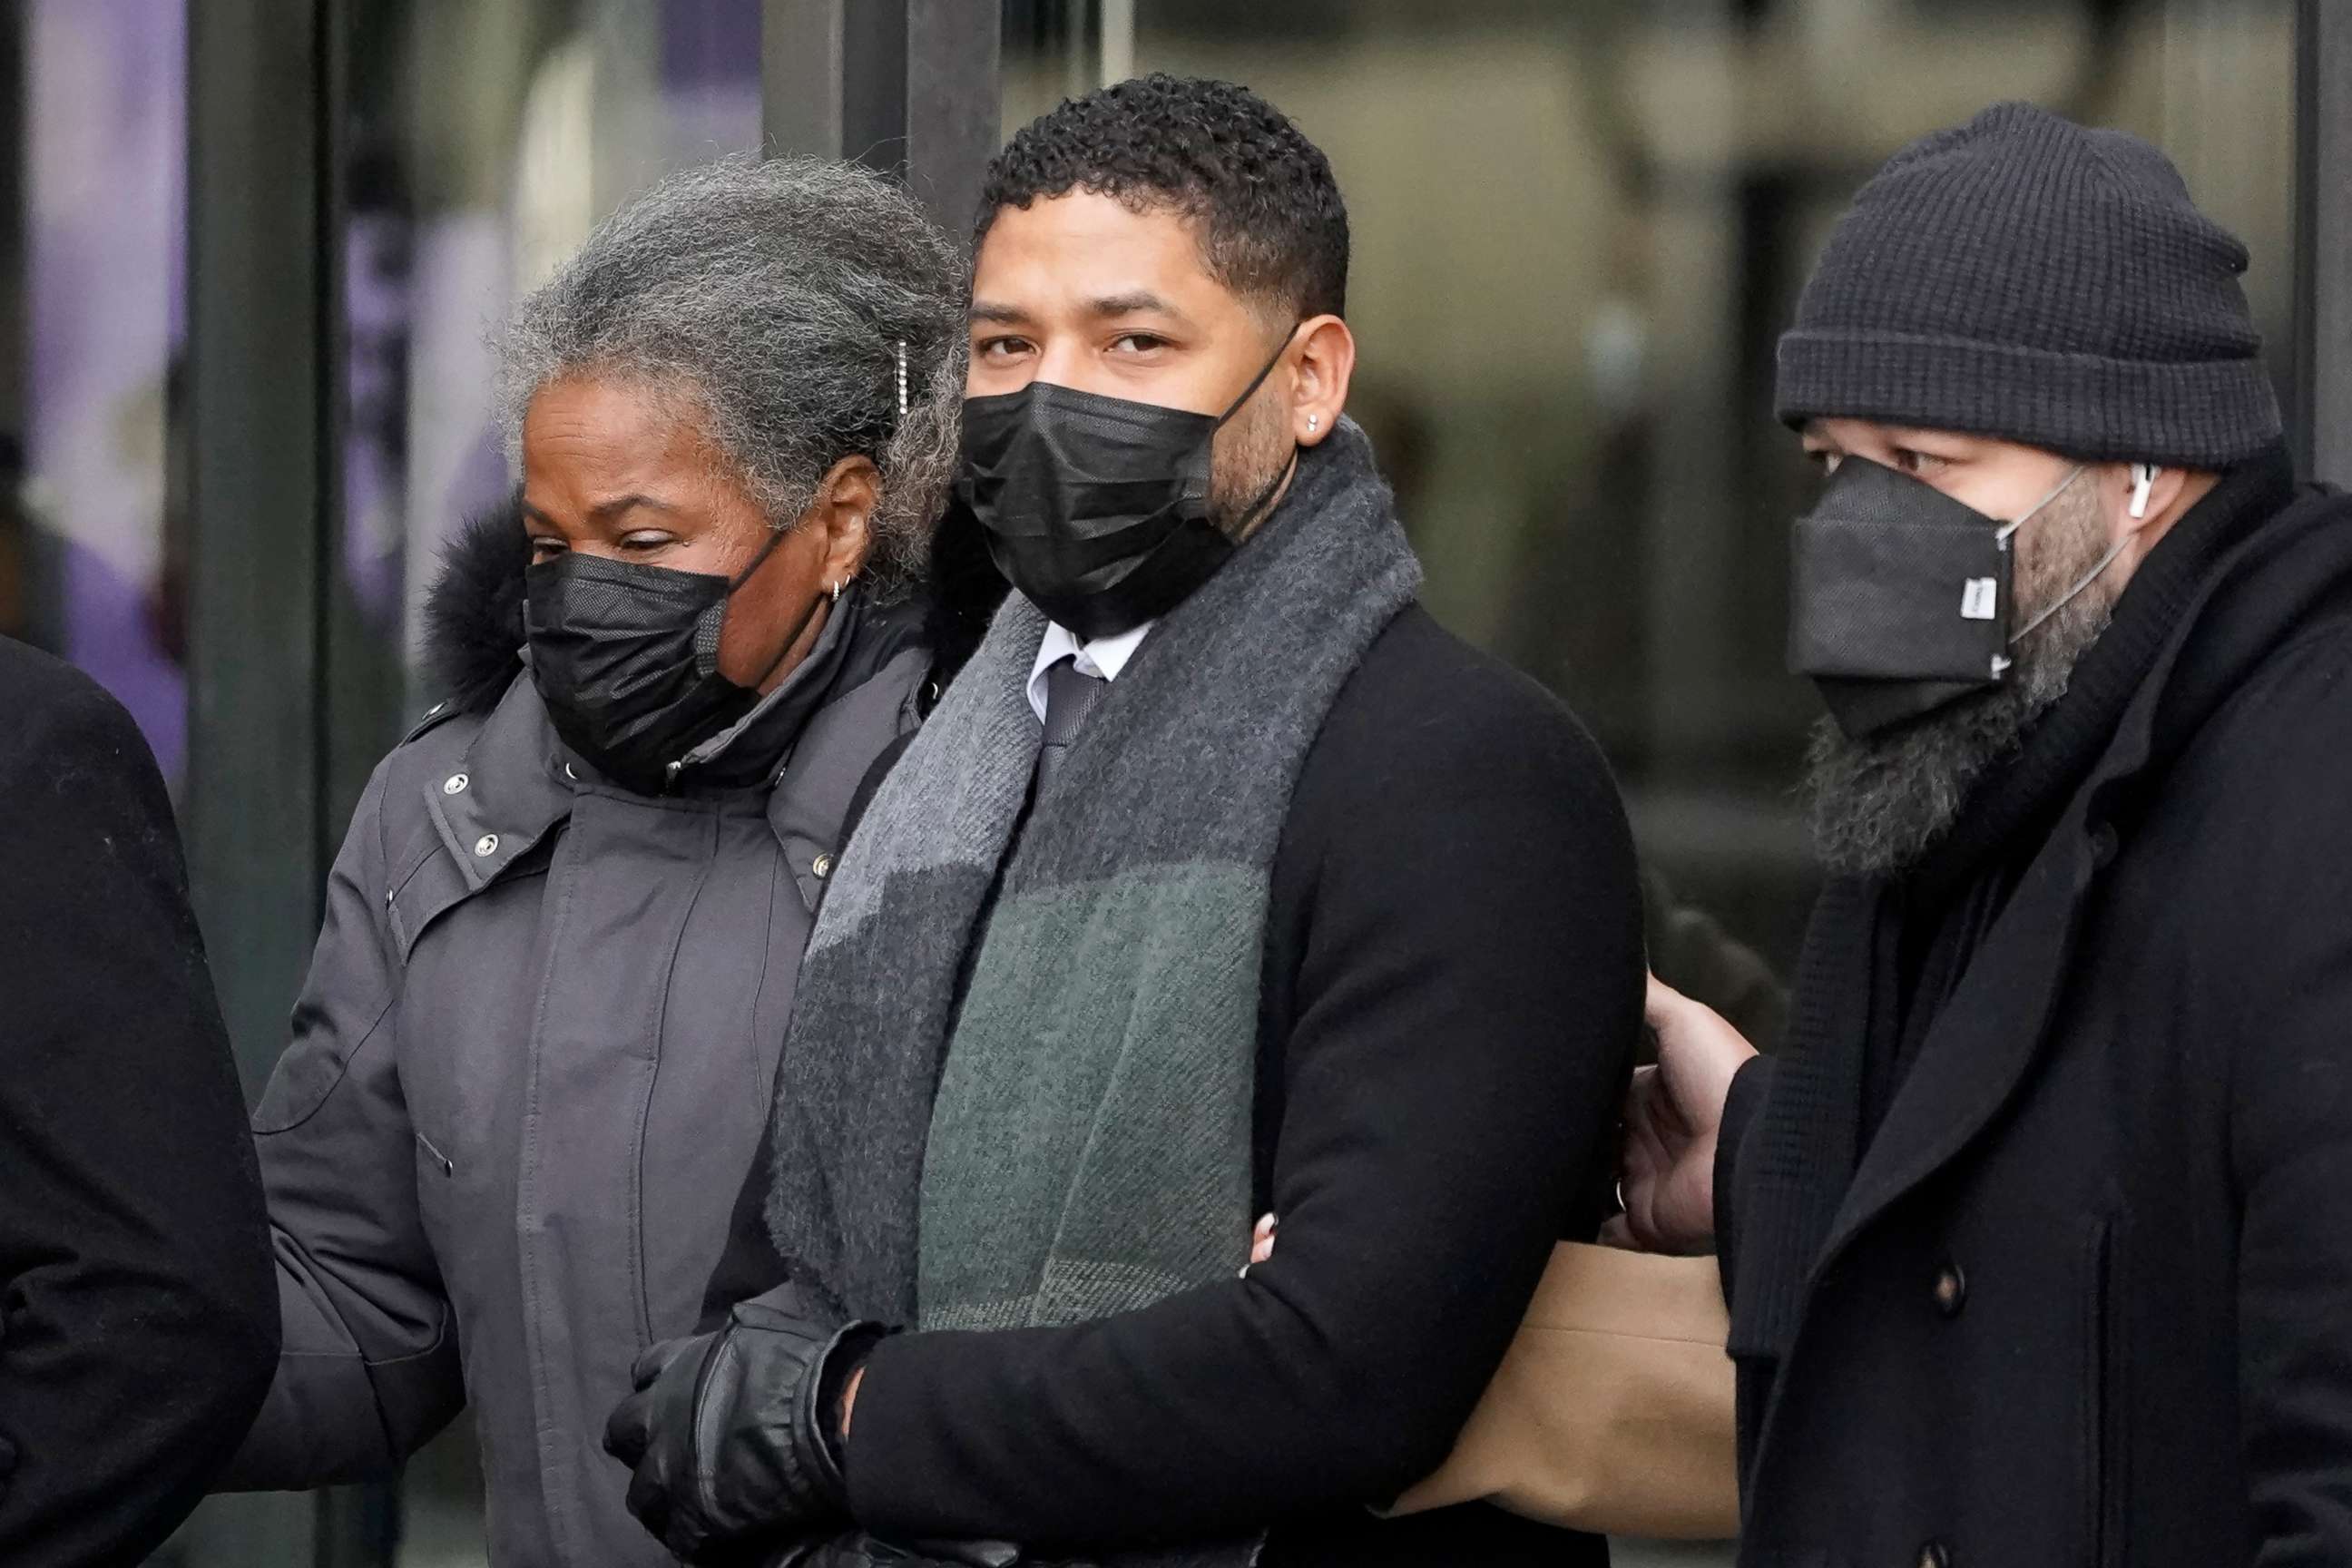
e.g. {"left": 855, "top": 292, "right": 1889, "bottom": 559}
{"left": 1383, "top": 1241, "right": 1740, "bottom": 1540}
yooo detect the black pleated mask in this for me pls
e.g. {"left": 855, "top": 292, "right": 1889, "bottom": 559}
{"left": 956, "top": 332, "right": 1296, "bottom": 641}
{"left": 1788, "top": 457, "right": 2092, "bottom": 739}
{"left": 524, "top": 531, "right": 785, "bottom": 793}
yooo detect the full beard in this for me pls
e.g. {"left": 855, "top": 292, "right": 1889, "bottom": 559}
{"left": 1804, "top": 480, "right": 2122, "bottom": 877}
{"left": 1207, "top": 387, "right": 1300, "bottom": 541}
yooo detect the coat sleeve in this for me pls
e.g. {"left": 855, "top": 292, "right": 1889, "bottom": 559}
{"left": 215, "top": 755, "right": 466, "bottom": 1488}
{"left": 2230, "top": 658, "right": 2352, "bottom": 1564}
{"left": 1712, "top": 1054, "right": 1775, "bottom": 1303}
{"left": 842, "top": 654, "right": 1646, "bottom": 1547}
{"left": 0, "top": 660, "right": 278, "bottom": 1565}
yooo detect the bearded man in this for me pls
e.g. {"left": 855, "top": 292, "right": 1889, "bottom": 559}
{"left": 1616, "top": 103, "right": 2352, "bottom": 1565}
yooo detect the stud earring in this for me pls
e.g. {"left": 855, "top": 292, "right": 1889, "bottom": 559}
{"left": 1306, "top": 414, "right": 1319, "bottom": 433}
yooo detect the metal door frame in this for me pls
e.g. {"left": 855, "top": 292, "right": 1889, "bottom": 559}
{"left": 2297, "top": 0, "right": 2351, "bottom": 484}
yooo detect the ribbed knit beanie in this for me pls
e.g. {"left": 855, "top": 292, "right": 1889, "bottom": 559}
{"left": 1776, "top": 102, "right": 2280, "bottom": 468}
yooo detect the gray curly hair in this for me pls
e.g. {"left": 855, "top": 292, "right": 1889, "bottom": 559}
{"left": 496, "top": 155, "right": 966, "bottom": 601}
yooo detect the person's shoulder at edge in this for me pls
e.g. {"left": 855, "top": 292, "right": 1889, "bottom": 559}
{"left": 2163, "top": 606, "right": 2352, "bottom": 799}
{"left": 1307, "top": 603, "right": 1624, "bottom": 813}
{"left": 0, "top": 632, "right": 163, "bottom": 781}
{"left": 2168, "top": 603, "right": 2352, "bottom": 864}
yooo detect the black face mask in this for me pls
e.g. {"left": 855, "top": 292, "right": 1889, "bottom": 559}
{"left": 1788, "top": 456, "right": 2099, "bottom": 739}
{"left": 956, "top": 332, "right": 1298, "bottom": 641}
{"left": 524, "top": 529, "right": 803, "bottom": 792}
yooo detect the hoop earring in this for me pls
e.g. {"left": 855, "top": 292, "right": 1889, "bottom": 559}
{"left": 830, "top": 580, "right": 844, "bottom": 603}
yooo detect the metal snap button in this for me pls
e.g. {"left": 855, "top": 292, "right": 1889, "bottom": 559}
{"left": 812, "top": 852, "right": 834, "bottom": 880}
{"left": 443, "top": 773, "right": 469, "bottom": 796}
{"left": 474, "top": 833, "right": 499, "bottom": 858}
{"left": 1933, "top": 1260, "right": 1967, "bottom": 1318}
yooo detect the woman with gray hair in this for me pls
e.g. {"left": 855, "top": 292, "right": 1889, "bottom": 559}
{"left": 213, "top": 157, "right": 965, "bottom": 1568}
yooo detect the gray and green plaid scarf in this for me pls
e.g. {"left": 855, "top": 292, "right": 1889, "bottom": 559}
{"left": 763, "top": 420, "right": 1417, "bottom": 1357}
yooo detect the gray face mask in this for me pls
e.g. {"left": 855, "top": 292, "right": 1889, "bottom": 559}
{"left": 1787, "top": 457, "right": 2117, "bottom": 739}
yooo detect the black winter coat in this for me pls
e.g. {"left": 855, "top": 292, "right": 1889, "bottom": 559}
{"left": 1717, "top": 456, "right": 2352, "bottom": 1567}
{"left": 714, "top": 607, "right": 1646, "bottom": 1566}
{"left": 0, "top": 635, "right": 278, "bottom": 1564}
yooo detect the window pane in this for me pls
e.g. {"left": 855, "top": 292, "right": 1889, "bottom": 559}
{"left": 9, "top": 0, "right": 188, "bottom": 782}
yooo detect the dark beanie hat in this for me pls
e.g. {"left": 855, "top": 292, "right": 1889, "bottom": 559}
{"left": 1776, "top": 101, "right": 2281, "bottom": 468}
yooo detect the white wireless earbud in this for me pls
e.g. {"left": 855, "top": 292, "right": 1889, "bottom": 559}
{"left": 2129, "top": 464, "right": 2159, "bottom": 520}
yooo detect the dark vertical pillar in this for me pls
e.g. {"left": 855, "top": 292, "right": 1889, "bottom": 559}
{"left": 309, "top": 11, "right": 410, "bottom": 1561}
{"left": 183, "top": 4, "right": 392, "bottom": 1560}
{"left": 764, "top": 0, "right": 848, "bottom": 158}
{"left": 2297, "top": 0, "right": 2352, "bottom": 485}
{"left": 178, "top": 8, "right": 330, "bottom": 1563}
{"left": 763, "top": 0, "right": 1003, "bottom": 232}
{"left": 843, "top": 1, "right": 911, "bottom": 176}
{"left": 0, "top": 1, "right": 22, "bottom": 443}
{"left": 906, "top": 0, "right": 1001, "bottom": 233}
{"left": 185, "top": 0, "right": 330, "bottom": 1092}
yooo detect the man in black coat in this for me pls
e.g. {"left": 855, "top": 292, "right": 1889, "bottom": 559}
{"left": 0, "top": 635, "right": 278, "bottom": 1563}
{"left": 606, "top": 76, "right": 1644, "bottom": 1567}
{"left": 1617, "top": 102, "right": 2352, "bottom": 1566}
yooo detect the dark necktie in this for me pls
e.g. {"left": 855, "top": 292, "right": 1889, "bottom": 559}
{"left": 1035, "top": 653, "right": 1110, "bottom": 798}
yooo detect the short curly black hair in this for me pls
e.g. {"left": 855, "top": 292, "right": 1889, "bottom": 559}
{"left": 976, "top": 74, "right": 1349, "bottom": 320}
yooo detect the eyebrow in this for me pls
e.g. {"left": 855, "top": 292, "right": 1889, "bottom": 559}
{"left": 967, "top": 292, "right": 1196, "bottom": 328}
{"left": 521, "top": 495, "right": 677, "bottom": 528}
{"left": 1086, "top": 289, "right": 1191, "bottom": 325}
{"left": 586, "top": 494, "right": 676, "bottom": 524}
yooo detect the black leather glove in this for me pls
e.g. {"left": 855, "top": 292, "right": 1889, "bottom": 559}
{"left": 604, "top": 1283, "right": 887, "bottom": 1562}
{"left": 766, "top": 1531, "right": 1028, "bottom": 1568}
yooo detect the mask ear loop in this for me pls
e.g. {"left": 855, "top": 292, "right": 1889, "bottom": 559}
{"left": 1204, "top": 324, "right": 1309, "bottom": 539}
{"left": 2002, "top": 464, "right": 2132, "bottom": 649}
{"left": 1211, "top": 323, "right": 1307, "bottom": 429}
{"left": 1983, "top": 465, "right": 2086, "bottom": 676}
{"left": 725, "top": 523, "right": 790, "bottom": 593}
{"left": 1994, "top": 464, "right": 2088, "bottom": 548}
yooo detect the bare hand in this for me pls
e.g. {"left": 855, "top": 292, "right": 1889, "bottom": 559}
{"left": 1605, "top": 976, "right": 1756, "bottom": 1254}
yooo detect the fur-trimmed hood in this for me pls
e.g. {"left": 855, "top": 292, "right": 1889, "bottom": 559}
{"left": 422, "top": 495, "right": 535, "bottom": 718}
{"left": 420, "top": 493, "right": 1010, "bottom": 717}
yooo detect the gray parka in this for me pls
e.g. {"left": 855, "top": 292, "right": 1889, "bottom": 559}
{"left": 219, "top": 510, "right": 929, "bottom": 1566}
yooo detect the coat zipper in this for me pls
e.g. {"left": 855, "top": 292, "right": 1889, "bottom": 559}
{"left": 415, "top": 1128, "right": 455, "bottom": 1177}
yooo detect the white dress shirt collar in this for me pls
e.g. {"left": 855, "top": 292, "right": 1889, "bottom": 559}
{"left": 1026, "top": 620, "right": 1154, "bottom": 722}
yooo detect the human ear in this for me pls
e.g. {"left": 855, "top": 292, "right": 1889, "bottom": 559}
{"left": 2118, "top": 462, "right": 2188, "bottom": 536}
{"left": 1288, "top": 315, "right": 1356, "bottom": 447}
{"left": 802, "top": 455, "right": 879, "bottom": 590}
